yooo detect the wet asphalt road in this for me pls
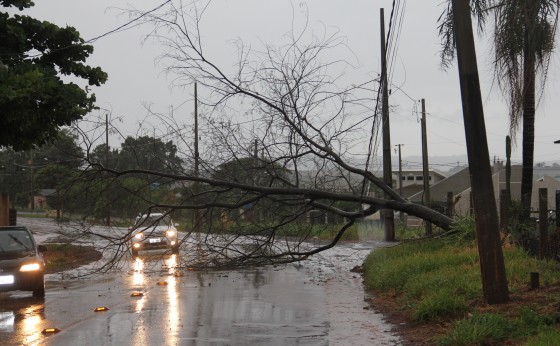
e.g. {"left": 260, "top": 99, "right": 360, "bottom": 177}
{"left": 0, "top": 218, "right": 400, "bottom": 345}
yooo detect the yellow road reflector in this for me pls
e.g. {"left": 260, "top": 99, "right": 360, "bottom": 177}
{"left": 130, "top": 292, "right": 144, "bottom": 297}
{"left": 93, "top": 307, "right": 110, "bottom": 312}
{"left": 42, "top": 327, "right": 61, "bottom": 334}
{"left": 187, "top": 267, "right": 194, "bottom": 271}
{"left": 173, "top": 272, "right": 184, "bottom": 277}
{"left": 157, "top": 281, "right": 168, "bottom": 286}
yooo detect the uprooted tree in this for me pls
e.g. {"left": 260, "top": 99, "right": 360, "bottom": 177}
{"left": 64, "top": 1, "right": 458, "bottom": 271}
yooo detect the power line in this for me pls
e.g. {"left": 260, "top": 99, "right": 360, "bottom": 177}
{"left": 0, "top": 1, "right": 172, "bottom": 59}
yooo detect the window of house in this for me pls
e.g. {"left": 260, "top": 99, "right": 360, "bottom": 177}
{"left": 407, "top": 176, "right": 414, "bottom": 181}
{"left": 416, "top": 176, "right": 423, "bottom": 180}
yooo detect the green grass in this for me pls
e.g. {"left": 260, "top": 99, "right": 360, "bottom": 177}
{"left": 362, "top": 221, "right": 560, "bottom": 345}
{"left": 525, "top": 328, "right": 560, "bottom": 346}
{"left": 436, "top": 308, "right": 558, "bottom": 345}
{"left": 216, "top": 221, "right": 381, "bottom": 242}
{"left": 364, "top": 240, "right": 482, "bottom": 319}
{"left": 436, "top": 313, "right": 515, "bottom": 345}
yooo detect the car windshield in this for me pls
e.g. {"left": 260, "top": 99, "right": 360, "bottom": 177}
{"left": 0, "top": 230, "right": 33, "bottom": 253}
{"left": 135, "top": 214, "right": 171, "bottom": 228}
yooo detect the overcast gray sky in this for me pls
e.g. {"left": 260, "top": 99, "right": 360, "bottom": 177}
{"left": 25, "top": 0, "right": 560, "bottom": 169}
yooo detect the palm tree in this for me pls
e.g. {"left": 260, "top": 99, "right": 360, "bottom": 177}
{"left": 441, "top": 1, "right": 559, "bottom": 221}
{"left": 491, "top": 0, "right": 559, "bottom": 221}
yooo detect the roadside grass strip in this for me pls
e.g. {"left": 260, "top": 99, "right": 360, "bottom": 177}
{"left": 363, "top": 234, "right": 560, "bottom": 345}
{"left": 524, "top": 328, "right": 560, "bottom": 346}
{"left": 436, "top": 308, "right": 557, "bottom": 346}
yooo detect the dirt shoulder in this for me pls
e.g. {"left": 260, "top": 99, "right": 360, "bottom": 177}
{"left": 366, "top": 292, "right": 450, "bottom": 345}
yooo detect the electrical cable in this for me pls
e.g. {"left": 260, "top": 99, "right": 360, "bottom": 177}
{"left": 0, "top": 1, "right": 172, "bottom": 59}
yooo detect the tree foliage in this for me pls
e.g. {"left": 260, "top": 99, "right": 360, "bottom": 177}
{"left": 0, "top": 0, "right": 107, "bottom": 150}
{"left": 0, "top": 129, "right": 84, "bottom": 207}
{"left": 491, "top": 0, "right": 558, "bottom": 220}
{"left": 439, "top": 0, "right": 559, "bottom": 220}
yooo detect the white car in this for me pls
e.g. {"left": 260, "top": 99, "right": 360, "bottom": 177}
{"left": 130, "top": 213, "right": 179, "bottom": 256}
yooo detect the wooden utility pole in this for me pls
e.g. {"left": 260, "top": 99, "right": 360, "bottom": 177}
{"left": 395, "top": 144, "right": 403, "bottom": 197}
{"left": 194, "top": 83, "right": 200, "bottom": 235}
{"left": 395, "top": 144, "right": 404, "bottom": 223}
{"left": 538, "top": 188, "right": 549, "bottom": 259}
{"left": 29, "top": 150, "right": 34, "bottom": 211}
{"left": 421, "top": 99, "right": 433, "bottom": 235}
{"left": 380, "top": 8, "right": 394, "bottom": 241}
{"left": 105, "top": 113, "right": 111, "bottom": 226}
{"left": 0, "top": 193, "right": 8, "bottom": 226}
{"left": 452, "top": 0, "right": 509, "bottom": 304}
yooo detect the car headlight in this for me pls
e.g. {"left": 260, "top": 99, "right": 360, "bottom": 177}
{"left": 166, "top": 230, "right": 176, "bottom": 237}
{"left": 134, "top": 233, "right": 144, "bottom": 239}
{"left": 20, "top": 262, "right": 42, "bottom": 272}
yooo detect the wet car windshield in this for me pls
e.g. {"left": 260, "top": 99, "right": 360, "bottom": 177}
{"left": 0, "top": 230, "right": 33, "bottom": 253}
{"left": 135, "top": 215, "right": 171, "bottom": 227}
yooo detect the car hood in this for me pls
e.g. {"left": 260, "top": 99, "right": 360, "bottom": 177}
{"left": 134, "top": 225, "right": 175, "bottom": 236}
{"left": 0, "top": 251, "right": 39, "bottom": 265}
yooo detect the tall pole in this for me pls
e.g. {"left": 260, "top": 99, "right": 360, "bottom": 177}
{"left": 395, "top": 144, "right": 404, "bottom": 224}
{"left": 105, "top": 113, "right": 110, "bottom": 226}
{"left": 421, "top": 99, "right": 432, "bottom": 235}
{"left": 29, "top": 150, "right": 34, "bottom": 211}
{"left": 380, "top": 8, "right": 394, "bottom": 241}
{"left": 194, "top": 83, "right": 200, "bottom": 235}
{"left": 452, "top": 0, "right": 509, "bottom": 304}
{"left": 395, "top": 144, "right": 403, "bottom": 198}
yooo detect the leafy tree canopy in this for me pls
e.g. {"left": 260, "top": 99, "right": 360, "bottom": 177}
{"left": 90, "top": 136, "right": 185, "bottom": 174}
{"left": 0, "top": 0, "right": 107, "bottom": 151}
{"left": 213, "top": 157, "right": 291, "bottom": 187}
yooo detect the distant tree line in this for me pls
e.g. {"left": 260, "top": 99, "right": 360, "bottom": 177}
{"left": 0, "top": 130, "right": 188, "bottom": 222}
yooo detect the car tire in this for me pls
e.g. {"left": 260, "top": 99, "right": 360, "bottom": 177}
{"left": 32, "top": 280, "right": 45, "bottom": 298}
{"left": 131, "top": 247, "right": 139, "bottom": 257}
{"left": 171, "top": 245, "right": 180, "bottom": 254}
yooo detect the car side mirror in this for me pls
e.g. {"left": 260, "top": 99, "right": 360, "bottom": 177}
{"left": 38, "top": 245, "right": 48, "bottom": 252}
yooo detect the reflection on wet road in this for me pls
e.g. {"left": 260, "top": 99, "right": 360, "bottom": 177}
{"left": 0, "top": 296, "right": 45, "bottom": 345}
{"left": 0, "top": 252, "right": 399, "bottom": 345}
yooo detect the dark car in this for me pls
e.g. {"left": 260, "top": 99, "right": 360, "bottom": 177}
{"left": 0, "top": 226, "right": 46, "bottom": 297}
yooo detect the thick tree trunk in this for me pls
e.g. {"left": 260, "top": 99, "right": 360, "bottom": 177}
{"left": 520, "top": 67, "right": 535, "bottom": 221}
{"left": 520, "top": 23, "right": 536, "bottom": 222}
